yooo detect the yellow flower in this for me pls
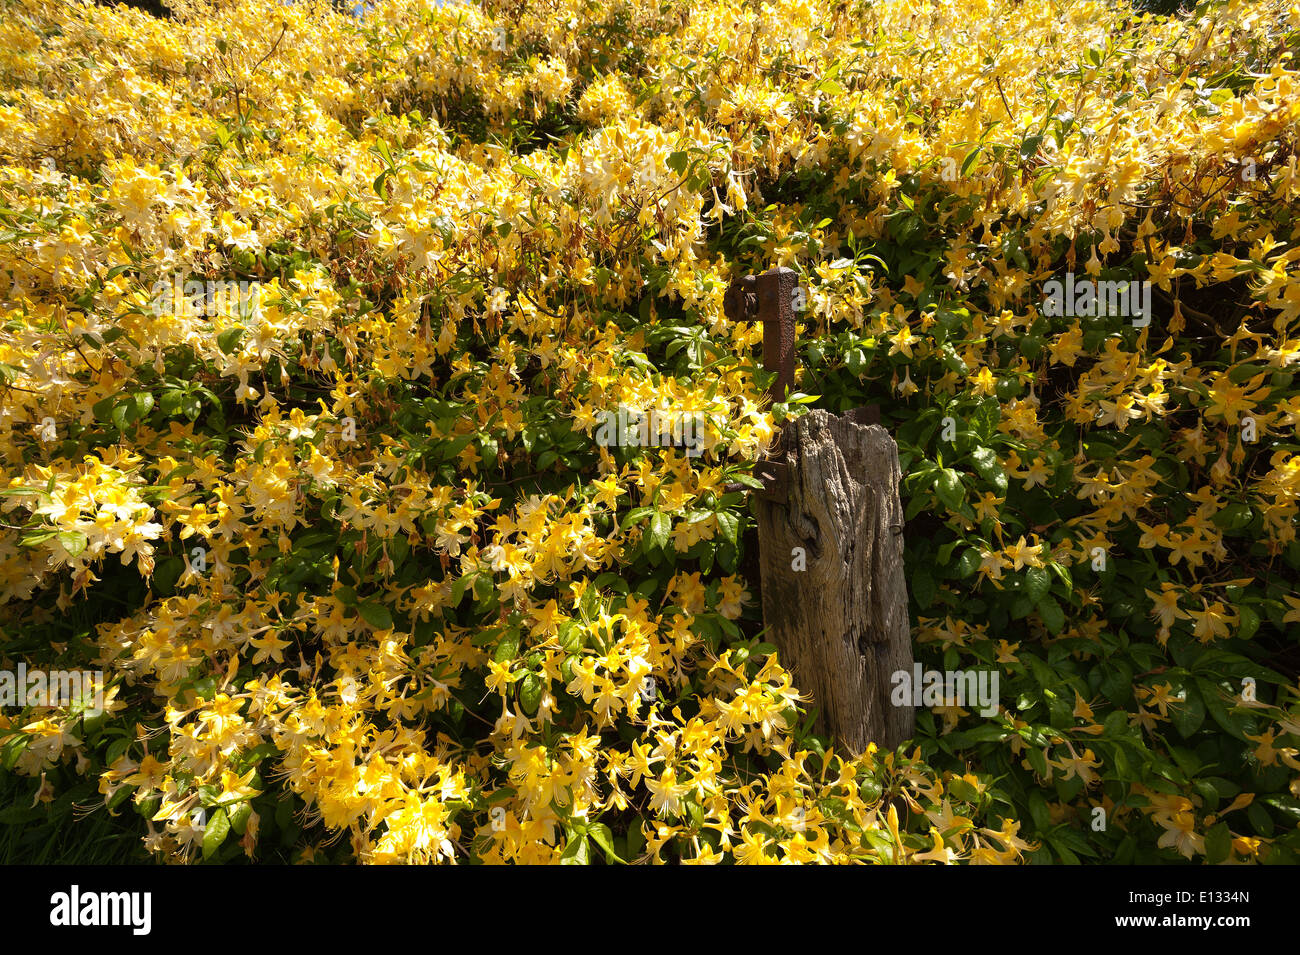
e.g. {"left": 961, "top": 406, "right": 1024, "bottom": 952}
{"left": 968, "top": 367, "right": 997, "bottom": 396}
{"left": 1002, "top": 535, "right": 1044, "bottom": 571}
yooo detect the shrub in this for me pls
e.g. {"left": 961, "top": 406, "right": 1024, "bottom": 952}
{"left": 1, "top": 0, "right": 1298, "bottom": 864}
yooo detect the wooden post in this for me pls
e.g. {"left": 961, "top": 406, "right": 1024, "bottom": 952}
{"left": 754, "top": 267, "right": 795, "bottom": 405}
{"left": 754, "top": 410, "right": 914, "bottom": 754}
{"left": 729, "top": 265, "right": 914, "bottom": 755}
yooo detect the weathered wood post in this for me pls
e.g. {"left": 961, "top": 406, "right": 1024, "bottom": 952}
{"left": 727, "top": 266, "right": 914, "bottom": 755}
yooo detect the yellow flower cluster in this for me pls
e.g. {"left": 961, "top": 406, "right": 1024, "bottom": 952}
{"left": 1, "top": 0, "right": 1299, "bottom": 864}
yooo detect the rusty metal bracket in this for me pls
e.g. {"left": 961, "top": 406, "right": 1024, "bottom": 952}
{"left": 724, "top": 266, "right": 799, "bottom": 500}
{"left": 722, "top": 273, "right": 757, "bottom": 326}
{"left": 726, "top": 266, "right": 797, "bottom": 407}
{"left": 754, "top": 458, "right": 788, "bottom": 502}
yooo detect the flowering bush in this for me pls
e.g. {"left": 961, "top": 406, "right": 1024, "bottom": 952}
{"left": 0, "top": 0, "right": 1298, "bottom": 864}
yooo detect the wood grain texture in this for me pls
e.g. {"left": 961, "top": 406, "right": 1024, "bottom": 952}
{"left": 755, "top": 409, "right": 914, "bottom": 754}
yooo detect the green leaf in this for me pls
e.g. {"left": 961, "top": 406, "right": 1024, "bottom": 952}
{"left": 159, "top": 389, "right": 184, "bottom": 415}
{"left": 1247, "top": 801, "right": 1274, "bottom": 837}
{"left": 619, "top": 506, "right": 655, "bottom": 531}
{"left": 1262, "top": 796, "right": 1300, "bottom": 821}
{"left": 592, "top": 572, "right": 629, "bottom": 594}
{"left": 1026, "top": 747, "right": 1049, "bottom": 778}
{"left": 493, "top": 630, "right": 521, "bottom": 663}
{"left": 559, "top": 832, "right": 590, "bottom": 865}
{"left": 19, "top": 528, "right": 59, "bottom": 547}
{"left": 969, "top": 446, "right": 1006, "bottom": 492}
{"left": 844, "top": 347, "right": 867, "bottom": 375}
{"left": 944, "top": 724, "right": 1010, "bottom": 747}
{"left": 1037, "top": 596, "right": 1065, "bottom": 635}
{"left": 229, "top": 801, "right": 253, "bottom": 836}
{"left": 451, "top": 573, "right": 475, "bottom": 607}
{"left": 715, "top": 511, "right": 739, "bottom": 548}
{"left": 0, "top": 806, "right": 43, "bottom": 824}
{"left": 1170, "top": 683, "right": 1206, "bottom": 738}
{"left": 912, "top": 567, "right": 937, "bottom": 609}
{"left": 1049, "top": 825, "right": 1099, "bottom": 858}
{"left": 1237, "top": 605, "right": 1260, "bottom": 640}
{"left": 646, "top": 512, "right": 671, "bottom": 552}
{"left": 202, "top": 807, "right": 231, "bottom": 860}
{"left": 934, "top": 468, "right": 964, "bottom": 512}
{"left": 110, "top": 401, "right": 133, "bottom": 431}
{"left": 969, "top": 445, "right": 996, "bottom": 474}
{"left": 952, "top": 547, "right": 979, "bottom": 579}
{"left": 357, "top": 601, "right": 393, "bottom": 630}
{"left": 217, "top": 328, "right": 244, "bottom": 354}
{"left": 1204, "top": 821, "right": 1232, "bottom": 864}
{"left": 558, "top": 621, "right": 583, "bottom": 653}
{"left": 626, "top": 822, "right": 646, "bottom": 860}
{"left": 587, "top": 822, "right": 624, "bottom": 864}
{"left": 1197, "top": 678, "right": 1250, "bottom": 740}
{"left": 518, "top": 673, "right": 542, "bottom": 714}
{"left": 1024, "top": 566, "right": 1051, "bottom": 604}
{"left": 57, "top": 531, "right": 88, "bottom": 557}
{"left": 1028, "top": 791, "right": 1051, "bottom": 832}
{"left": 1212, "top": 502, "right": 1252, "bottom": 530}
